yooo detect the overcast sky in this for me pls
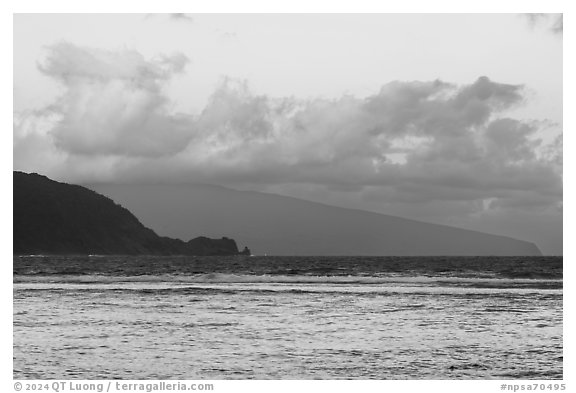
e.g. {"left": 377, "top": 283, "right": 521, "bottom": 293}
{"left": 13, "top": 13, "right": 563, "bottom": 254}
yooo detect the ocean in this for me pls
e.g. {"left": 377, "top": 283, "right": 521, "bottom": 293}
{"left": 13, "top": 256, "right": 563, "bottom": 380}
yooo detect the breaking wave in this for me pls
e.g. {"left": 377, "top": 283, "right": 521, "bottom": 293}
{"left": 13, "top": 273, "right": 562, "bottom": 293}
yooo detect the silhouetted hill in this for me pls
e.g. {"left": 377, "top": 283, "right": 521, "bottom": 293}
{"left": 88, "top": 182, "right": 542, "bottom": 256}
{"left": 13, "top": 172, "right": 243, "bottom": 256}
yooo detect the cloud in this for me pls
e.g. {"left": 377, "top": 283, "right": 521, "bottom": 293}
{"left": 164, "top": 77, "right": 560, "bottom": 213}
{"left": 33, "top": 42, "right": 193, "bottom": 157}
{"left": 14, "top": 44, "right": 562, "bottom": 217}
{"left": 144, "top": 13, "right": 194, "bottom": 24}
{"left": 524, "top": 13, "right": 563, "bottom": 35}
{"left": 170, "top": 13, "right": 194, "bottom": 23}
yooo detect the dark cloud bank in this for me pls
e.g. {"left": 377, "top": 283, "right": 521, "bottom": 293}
{"left": 13, "top": 42, "right": 562, "bottom": 253}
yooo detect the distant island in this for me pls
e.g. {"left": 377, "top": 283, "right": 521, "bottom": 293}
{"left": 88, "top": 182, "right": 543, "bottom": 257}
{"left": 13, "top": 171, "right": 249, "bottom": 256}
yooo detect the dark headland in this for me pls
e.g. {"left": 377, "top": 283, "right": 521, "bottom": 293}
{"left": 13, "top": 171, "right": 247, "bottom": 256}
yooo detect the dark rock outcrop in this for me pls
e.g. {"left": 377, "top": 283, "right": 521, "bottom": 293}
{"left": 239, "top": 246, "right": 252, "bottom": 256}
{"left": 13, "top": 171, "right": 244, "bottom": 256}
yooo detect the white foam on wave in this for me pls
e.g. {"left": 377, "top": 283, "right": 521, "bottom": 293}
{"left": 12, "top": 282, "right": 563, "bottom": 296}
{"left": 13, "top": 273, "right": 562, "bottom": 286}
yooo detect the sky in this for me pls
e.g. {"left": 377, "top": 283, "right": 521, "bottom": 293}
{"left": 13, "top": 13, "right": 563, "bottom": 254}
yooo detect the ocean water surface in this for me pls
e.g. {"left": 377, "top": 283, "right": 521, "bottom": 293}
{"left": 13, "top": 256, "right": 562, "bottom": 379}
